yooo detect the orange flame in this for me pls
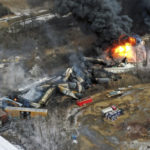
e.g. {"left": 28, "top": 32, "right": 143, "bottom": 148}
{"left": 14, "top": 98, "right": 17, "bottom": 101}
{"left": 110, "top": 36, "right": 137, "bottom": 62}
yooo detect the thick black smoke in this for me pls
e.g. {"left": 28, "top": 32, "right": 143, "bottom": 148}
{"left": 55, "top": 0, "right": 132, "bottom": 44}
{"left": 120, "top": 0, "right": 150, "bottom": 34}
{"left": 0, "top": 3, "right": 12, "bottom": 17}
{"left": 141, "top": 0, "right": 150, "bottom": 28}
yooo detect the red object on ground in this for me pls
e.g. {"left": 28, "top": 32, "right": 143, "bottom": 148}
{"left": 76, "top": 97, "right": 93, "bottom": 107}
{"left": 112, "top": 105, "right": 117, "bottom": 110}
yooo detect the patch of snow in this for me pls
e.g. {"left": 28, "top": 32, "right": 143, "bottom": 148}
{"left": 0, "top": 136, "right": 18, "bottom": 150}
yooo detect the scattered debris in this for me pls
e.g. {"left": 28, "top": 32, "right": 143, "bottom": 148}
{"left": 118, "top": 87, "right": 127, "bottom": 91}
{"left": 58, "top": 84, "right": 78, "bottom": 99}
{"left": 83, "top": 57, "right": 108, "bottom": 66}
{"left": 107, "top": 90, "right": 123, "bottom": 98}
{"left": 63, "top": 68, "right": 73, "bottom": 82}
{"left": 128, "top": 85, "right": 132, "bottom": 88}
{"left": 18, "top": 77, "right": 55, "bottom": 93}
{"left": 0, "top": 63, "right": 5, "bottom": 69}
{"left": 104, "top": 63, "right": 135, "bottom": 74}
{"left": 1, "top": 97, "right": 23, "bottom": 108}
{"left": 95, "top": 78, "right": 110, "bottom": 84}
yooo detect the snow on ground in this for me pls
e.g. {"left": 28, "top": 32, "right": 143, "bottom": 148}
{"left": 0, "top": 136, "right": 18, "bottom": 150}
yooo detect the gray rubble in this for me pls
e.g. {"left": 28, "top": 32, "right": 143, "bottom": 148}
{"left": 95, "top": 78, "right": 111, "bottom": 84}
{"left": 0, "top": 56, "right": 131, "bottom": 110}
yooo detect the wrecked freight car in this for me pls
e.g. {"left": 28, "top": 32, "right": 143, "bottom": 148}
{"left": 0, "top": 55, "right": 129, "bottom": 122}
{"left": 5, "top": 107, "right": 48, "bottom": 118}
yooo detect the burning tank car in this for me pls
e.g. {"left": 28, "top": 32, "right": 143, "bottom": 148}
{"left": 118, "top": 34, "right": 142, "bottom": 45}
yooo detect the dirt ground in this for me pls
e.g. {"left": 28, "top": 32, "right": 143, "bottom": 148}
{"left": 70, "top": 83, "right": 150, "bottom": 150}
{"left": 0, "top": 0, "right": 54, "bottom": 13}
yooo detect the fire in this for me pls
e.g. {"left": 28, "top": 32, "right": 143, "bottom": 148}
{"left": 110, "top": 36, "right": 137, "bottom": 62}
{"left": 14, "top": 98, "right": 17, "bottom": 101}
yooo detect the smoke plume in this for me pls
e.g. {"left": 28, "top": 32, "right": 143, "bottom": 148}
{"left": 141, "top": 0, "right": 150, "bottom": 28}
{"left": 0, "top": 63, "right": 45, "bottom": 95}
{"left": 119, "top": 0, "right": 150, "bottom": 34}
{"left": 54, "top": 0, "right": 133, "bottom": 45}
{"left": 1, "top": 63, "right": 27, "bottom": 93}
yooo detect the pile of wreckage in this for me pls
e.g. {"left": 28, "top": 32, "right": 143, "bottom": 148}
{"left": 0, "top": 56, "right": 134, "bottom": 122}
